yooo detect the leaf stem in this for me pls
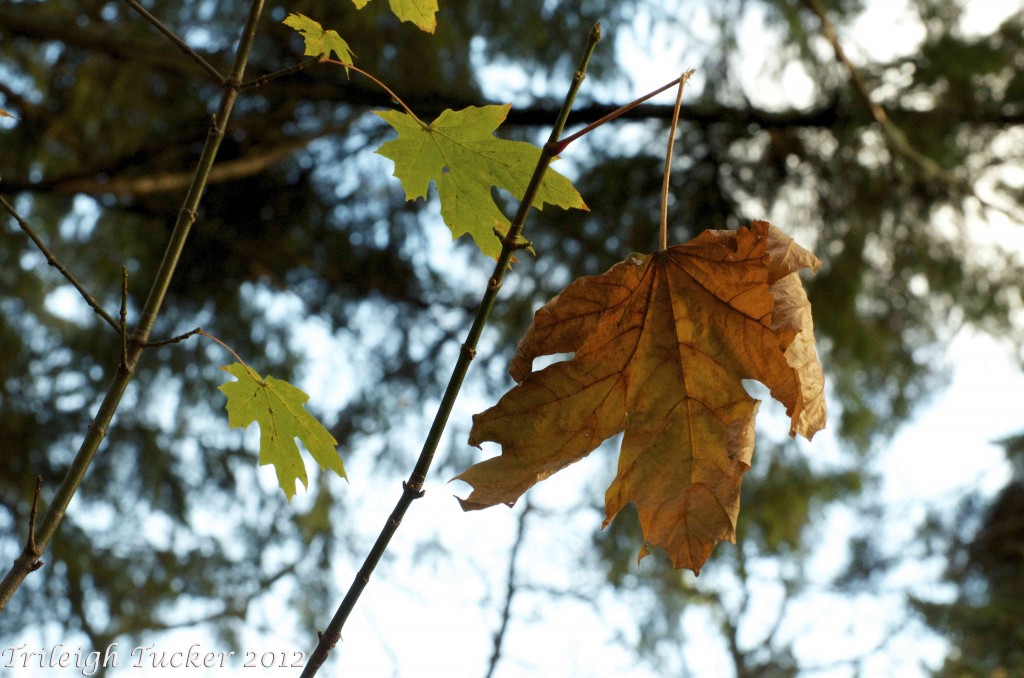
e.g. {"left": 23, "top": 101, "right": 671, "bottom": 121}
{"left": 196, "top": 329, "right": 259, "bottom": 380}
{"left": 553, "top": 69, "right": 686, "bottom": 154}
{"left": 323, "top": 59, "right": 428, "bottom": 129}
{"left": 298, "top": 22, "right": 602, "bottom": 678}
{"left": 659, "top": 70, "right": 695, "bottom": 251}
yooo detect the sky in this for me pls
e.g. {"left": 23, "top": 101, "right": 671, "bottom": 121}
{"left": 4, "top": 0, "right": 1024, "bottom": 676}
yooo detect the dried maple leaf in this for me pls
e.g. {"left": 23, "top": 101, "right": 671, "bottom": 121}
{"left": 456, "top": 220, "right": 826, "bottom": 573}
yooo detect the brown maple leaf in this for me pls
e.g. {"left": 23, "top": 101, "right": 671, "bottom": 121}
{"left": 456, "top": 220, "right": 826, "bottom": 573}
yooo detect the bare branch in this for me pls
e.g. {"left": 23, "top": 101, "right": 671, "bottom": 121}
{"left": 122, "top": 0, "right": 225, "bottom": 83}
{"left": 136, "top": 326, "right": 205, "bottom": 349}
{"left": 1, "top": 195, "right": 121, "bottom": 333}
{"left": 120, "top": 267, "right": 129, "bottom": 368}
{"left": 241, "top": 57, "right": 321, "bottom": 90}
{"left": 801, "top": 0, "right": 944, "bottom": 179}
{"left": 0, "top": 0, "right": 268, "bottom": 614}
{"left": 299, "top": 23, "right": 604, "bottom": 678}
{"left": 801, "top": 0, "right": 1024, "bottom": 226}
{"left": 485, "top": 501, "right": 534, "bottom": 678}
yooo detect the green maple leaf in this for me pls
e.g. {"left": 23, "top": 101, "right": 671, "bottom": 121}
{"left": 283, "top": 13, "right": 355, "bottom": 65}
{"left": 351, "top": 0, "right": 438, "bottom": 33}
{"left": 376, "top": 105, "right": 588, "bottom": 258}
{"left": 218, "top": 362, "right": 346, "bottom": 501}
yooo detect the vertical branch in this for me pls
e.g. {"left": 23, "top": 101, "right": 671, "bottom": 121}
{"left": 0, "top": 0, "right": 267, "bottom": 613}
{"left": 120, "top": 266, "right": 129, "bottom": 368}
{"left": 484, "top": 501, "right": 533, "bottom": 678}
{"left": 299, "top": 23, "right": 603, "bottom": 678}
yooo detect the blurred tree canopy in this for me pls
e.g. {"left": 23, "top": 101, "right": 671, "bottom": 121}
{"left": 2, "top": 0, "right": 1023, "bottom": 674}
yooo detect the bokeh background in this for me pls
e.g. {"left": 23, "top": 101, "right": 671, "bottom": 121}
{"left": 2, "top": 0, "right": 1023, "bottom": 675}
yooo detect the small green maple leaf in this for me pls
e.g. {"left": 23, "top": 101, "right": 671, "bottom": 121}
{"left": 376, "top": 105, "right": 588, "bottom": 258}
{"left": 219, "top": 362, "right": 346, "bottom": 501}
{"left": 283, "top": 13, "right": 355, "bottom": 66}
{"left": 351, "top": 0, "right": 438, "bottom": 33}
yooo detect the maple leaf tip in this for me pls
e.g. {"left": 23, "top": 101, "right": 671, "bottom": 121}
{"left": 455, "top": 496, "right": 484, "bottom": 512}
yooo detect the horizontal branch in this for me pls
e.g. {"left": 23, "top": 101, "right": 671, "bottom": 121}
{"left": 50, "top": 135, "right": 322, "bottom": 195}
{"left": 0, "top": 6, "right": 206, "bottom": 77}
{"left": 5, "top": 5, "right": 1022, "bottom": 133}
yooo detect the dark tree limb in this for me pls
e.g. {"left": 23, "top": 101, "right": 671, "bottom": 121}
{"left": 0, "top": 5, "right": 211, "bottom": 76}
{"left": 2, "top": 129, "right": 344, "bottom": 196}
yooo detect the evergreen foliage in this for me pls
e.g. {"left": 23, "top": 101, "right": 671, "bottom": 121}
{"left": 1, "top": 0, "right": 1022, "bottom": 673}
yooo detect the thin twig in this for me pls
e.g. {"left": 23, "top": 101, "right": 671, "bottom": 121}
{"left": 26, "top": 476, "right": 44, "bottom": 572}
{"left": 136, "top": 326, "right": 205, "bottom": 349}
{"left": 194, "top": 329, "right": 255, "bottom": 376}
{"left": 241, "top": 57, "right": 321, "bottom": 90}
{"left": 122, "top": 0, "right": 225, "bottom": 83}
{"left": 299, "top": 21, "right": 603, "bottom": 678}
{"left": 120, "top": 267, "right": 129, "bottom": 368}
{"left": 1, "top": 195, "right": 121, "bottom": 333}
{"left": 801, "top": 0, "right": 943, "bottom": 180}
{"left": 802, "top": 0, "right": 1024, "bottom": 227}
{"left": 553, "top": 72, "right": 686, "bottom": 154}
{"left": 659, "top": 70, "right": 695, "bottom": 251}
{"left": 484, "top": 500, "right": 533, "bottom": 678}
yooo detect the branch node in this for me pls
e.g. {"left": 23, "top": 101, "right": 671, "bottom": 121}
{"left": 492, "top": 226, "right": 532, "bottom": 252}
{"left": 402, "top": 481, "right": 426, "bottom": 499}
{"left": 179, "top": 207, "right": 197, "bottom": 224}
{"left": 25, "top": 476, "right": 44, "bottom": 571}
